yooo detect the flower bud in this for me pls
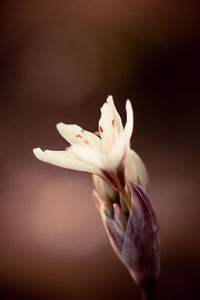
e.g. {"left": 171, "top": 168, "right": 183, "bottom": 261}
{"left": 93, "top": 181, "right": 160, "bottom": 288}
{"left": 125, "top": 149, "right": 149, "bottom": 191}
{"left": 93, "top": 175, "right": 117, "bottom": 202}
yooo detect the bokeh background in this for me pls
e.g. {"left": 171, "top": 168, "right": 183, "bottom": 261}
{"left": 0, "top": 1, "right": 199, "bottom": 299}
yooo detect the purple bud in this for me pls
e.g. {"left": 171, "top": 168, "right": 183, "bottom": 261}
{"left": 93, "top": 181, "right": 160, "bottom": 288}
{"left": 122, "top": 182, "right": 160, "bottom": 286}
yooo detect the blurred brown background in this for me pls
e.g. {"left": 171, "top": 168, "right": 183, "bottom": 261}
{"left": 0, "top": 1, "right": 200, "bottom": 299}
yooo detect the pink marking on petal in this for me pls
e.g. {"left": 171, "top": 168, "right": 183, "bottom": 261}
{"left": 94, "top": 131, "right": 100, "bottom": 136}
{"left": 76, "top": 134, "right": 82, "bottom": 138}
{"left": 84, "top": 140, "right": 89, "bottom": 144}
{"left": 112, "top": 119, "right": 115, "bottom": 127}
{"left": 81, "top": 129, "right": 85, "bottom": 133}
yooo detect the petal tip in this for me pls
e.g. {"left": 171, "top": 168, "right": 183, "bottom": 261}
{"left": 126, "top": 99, "right": 132, "bottom": 109}
{"left": 56, "top": 122, "right": 64, "bottom": 131}
{"left": 107, "top": 95, "right": 113, "bottom": 104}
{"left": 124, "top": 99, "right": 134, "bottom": 141}
{"left": 126, "top": 99, "right": 134, "bottom": 117}
{"left": 33, "top": 148, "right": 45, "bottom": 160}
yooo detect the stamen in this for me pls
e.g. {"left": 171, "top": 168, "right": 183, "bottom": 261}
{"left": 99, "top": 126, "right": 103, "bottom": 133}
{"left": 84, "top": 140, "right": 89, "bottom": 144}
{"left": 76, "top": 134, "right": 82, "bottom": 138}
{"left": 94, "top": 131, "right": 100, "bottom": 136}
{"left": 112, "top": 119, "right": 115, "bottom": 127}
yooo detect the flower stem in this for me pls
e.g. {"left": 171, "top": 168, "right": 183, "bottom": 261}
{"left": 120, "top": 188, "right": 132, "bottom": 211}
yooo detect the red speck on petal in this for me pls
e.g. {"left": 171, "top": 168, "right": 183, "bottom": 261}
{"left": 94, "top": 131, "right": 100, "bottom": 136}
{"left": 81, "top": 129, "right": 85, "bottom": 133}
{"left": 112, "top": 119, "right": 115, "bottom": 127}
{"left": 84, "top": 140, "right": 89, "bottom": 144}
{"left": 76, "top": 134, "right": 82, "bottom": 138}
{"left": 99, "top": 126, "right": 103, "bottom": 133}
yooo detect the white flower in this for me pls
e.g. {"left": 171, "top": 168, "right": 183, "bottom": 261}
{"left": 33, "top": 96, "right": 147, "bottom": 191}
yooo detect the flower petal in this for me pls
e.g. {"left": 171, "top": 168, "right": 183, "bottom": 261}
{"left": 99, "top": 96, "right": 123, "bottom": 150}
{"left": 125, "top": 149, "right": 149, "bottom": 190}
{"left": 57, "top": 122, "right": 102, "bottom": 150}
{"left": 101, "top": 133, "right": 127, "bottom": 171}
{"left": 56, "top": 123, "right": 83, "bottom": 145}
{"left": 34, "top": 97, "right": 136, "bottom": 191}
{"left": 71, "top": 144, "right": 104, "bottom": 170}
{"left": 33, "top": 147, "right": 99, "bottom": 174}
{"left": 124, "top": 100, "right": 134, "bottom": 142}
{"left": 106, "top": 95, "right": 123, "bottom": 134}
